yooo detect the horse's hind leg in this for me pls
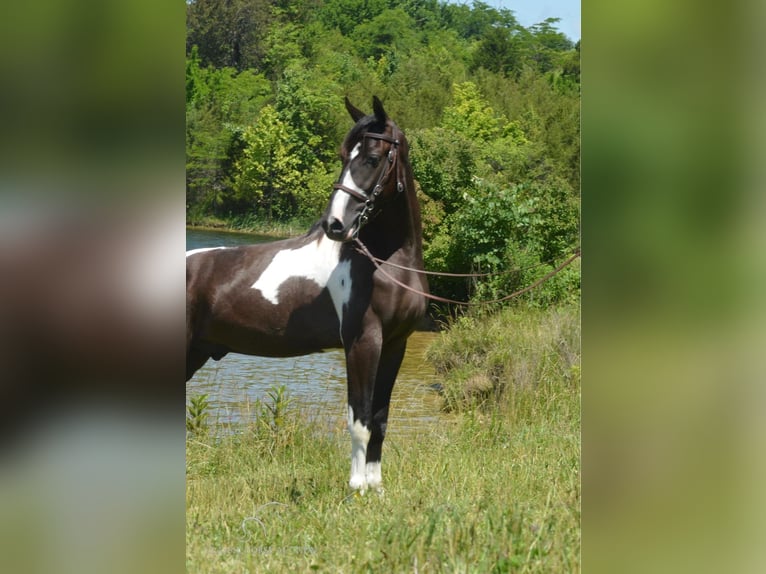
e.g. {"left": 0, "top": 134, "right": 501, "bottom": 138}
{"left": 366, "top": 338, "right": 407, "bottom": 492}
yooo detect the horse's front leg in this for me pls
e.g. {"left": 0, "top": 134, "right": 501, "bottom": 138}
{"left": 344, "top": 325, "right": 382, "bottom": 493}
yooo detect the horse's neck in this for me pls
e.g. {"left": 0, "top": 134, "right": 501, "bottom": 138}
{"left": 403, "top": 169, "right": 423, "bottom": 255}
{"left": 363, "top": 185, "right": 423, "bottom": 264}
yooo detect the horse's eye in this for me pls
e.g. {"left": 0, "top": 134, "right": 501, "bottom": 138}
{"left": 366, "top": 156, "right": 380, "bottom": 168}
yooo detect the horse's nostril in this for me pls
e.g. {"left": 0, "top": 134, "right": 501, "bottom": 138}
{"left": 328, "top": 217, "right": 344, "bottom": 233}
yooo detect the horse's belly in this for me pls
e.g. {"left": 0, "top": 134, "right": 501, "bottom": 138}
{"left": 207, "top": 287, "right": 342, "bottom": 358}
{"left": 223, "top": 329, "right": 341, "bottom": 358}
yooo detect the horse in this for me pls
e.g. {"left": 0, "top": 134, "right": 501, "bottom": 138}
{"left": 186, "top": 96, "right": 428, "bottom": 493}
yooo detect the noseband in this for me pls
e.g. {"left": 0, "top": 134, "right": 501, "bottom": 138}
{"left": 333, "top": 131, "right": 404, "bottom": 237}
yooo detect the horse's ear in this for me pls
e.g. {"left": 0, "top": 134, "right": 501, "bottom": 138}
{"left": 345, "top": 96, "right": 366, "bottom": 123}
{"left": 372, "top": 96, "right": 387, "bottom": 123}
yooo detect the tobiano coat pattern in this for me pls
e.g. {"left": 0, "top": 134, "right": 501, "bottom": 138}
{"left": 186, "top": 97, "right": 428, "bottom": 492}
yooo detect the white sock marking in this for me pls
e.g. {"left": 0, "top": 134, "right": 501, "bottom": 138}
{"left": 365, "top": 461, "right": 382, "bottom": 491}
{"left": 348, "top": 406, "right": 371, "bottom": 491}
{"left": 252, "top": 236, "right": 342, "bottom": 305}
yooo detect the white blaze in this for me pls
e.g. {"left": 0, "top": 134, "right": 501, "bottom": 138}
{"left": 329, "top": 143, "right": 364, "bottom": 223}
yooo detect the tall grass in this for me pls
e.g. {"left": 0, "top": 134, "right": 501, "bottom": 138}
{"left": 186, "top": 304, "right": 580, "bottom": 573}
{"left": 426, "top": 305, "right": 580, "bottom": 413}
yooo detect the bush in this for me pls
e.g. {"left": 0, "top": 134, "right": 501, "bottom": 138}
{"left": 427, "top": 305, "right": 580, "bottom": 412}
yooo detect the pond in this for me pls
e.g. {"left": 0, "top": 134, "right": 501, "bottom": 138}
{"left": 186, "top": 228, "right": 444, "bottom": 437}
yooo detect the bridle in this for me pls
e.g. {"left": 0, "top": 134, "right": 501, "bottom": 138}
{"left": 333, "top": 131, "right": 404, "bottom": 238}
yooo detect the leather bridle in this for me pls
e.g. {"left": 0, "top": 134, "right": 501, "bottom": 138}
{"left": 332, "top": 131, "right": 404, "bottom": 238}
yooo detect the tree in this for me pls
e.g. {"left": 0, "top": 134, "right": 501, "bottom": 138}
{"left": 471, "top": 26, "right": 524, "bottom": 76}
{"left": 352, "top": 8, "right": 419, "bottom": 61}
{"left": 317, "top": 0, "right": 389, "bottom": 36}
{"left": 527, "top": 18, "right": 574, "bottom": 74}
{"left": 185, "top": 55, "right": 271, "bottom": 216}
{"left": 233, "top": 105, "right": 303, "bottom": 218}
{"left": 184, "top": 0, "right": 581, "bottom": 305}
{"left": 186, "top": 0, "right": 273, "bottom": 70}
{"left": 442, "top": 81, "right": 506, "bottom": 142}
{"left": 441, "top": 1, "right": 517, "bottom": 40}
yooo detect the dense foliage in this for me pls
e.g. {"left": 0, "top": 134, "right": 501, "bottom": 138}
{"left": 186, "top": 0, "right": 580, "bottom": 306}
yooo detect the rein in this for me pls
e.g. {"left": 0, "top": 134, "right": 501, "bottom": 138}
{"left": 335, "top": 128, "right": 581, "bottom": 305}
{"left": 354, "top": 238, "right": 581, "bottom": 306}
{"left": 353, "top": 252, "right": 559, "bottom": 278}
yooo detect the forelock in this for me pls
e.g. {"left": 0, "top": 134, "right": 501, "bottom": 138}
{"left": 341, "top": 115, "right": 390, "bottom": 157}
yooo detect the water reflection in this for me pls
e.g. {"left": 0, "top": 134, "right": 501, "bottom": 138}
{"left": 186, "top": 228, "right": 444, "bottom": 437}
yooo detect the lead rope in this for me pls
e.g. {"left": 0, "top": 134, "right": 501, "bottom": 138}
{"left": 353, "top": 238, "right": 581, "bottom": 306}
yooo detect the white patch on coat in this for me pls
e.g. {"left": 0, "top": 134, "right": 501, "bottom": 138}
{"left": 185, "top": 246, "right": 225, "bottom": 258}
{"left": 251, "top": 236, "right": 343, "bottom": 305}
{"left": 326, "top": 260, "right": 352, "bottom": 328}
{"left": 347, "top": 405, "right": 371, "bottom": 492}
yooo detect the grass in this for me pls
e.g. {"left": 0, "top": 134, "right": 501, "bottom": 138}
{"left": 186, "top": 213, "right": 316, "bottom": 238}
{"left": 186, "top": 305, "right": 580, "bottom": 573}
{"left": 427, "top": 305, "right": 581, "bottom": 413}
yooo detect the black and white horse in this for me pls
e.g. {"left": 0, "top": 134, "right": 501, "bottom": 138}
{"left": 186, "top": 96, "right": 427, "bottom": 492}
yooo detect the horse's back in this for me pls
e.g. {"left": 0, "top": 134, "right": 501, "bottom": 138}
{"left": 186, "top": 239, "right": 342, "bottom": 362}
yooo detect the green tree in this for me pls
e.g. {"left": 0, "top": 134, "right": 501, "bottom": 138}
{"left": 317, "top": 0, "right": 389, "bottom": 36}
{"left": 186, "top": 0, "right": 273, "bottom": 70}
{"left": 184, "top": 0, "right": 581, "bottom": 306}
{"left": 528, "top": 18, "right": 575, "bottom": 74}
{"left": 233, "top": 104, "right": 335, "bottom": 220}
{"left": 471, "top": 26, "right": 524, "bottom": 77}
{"left": 233, "top": 105, "right": 302, "bottom": 218}
{"left": 441, "top": 1, "right": 517, "bottom": 40}
{"left": 274, "top": 65, "right": 345, "bottom": 164}
{"left": 352, "top": 8, "right": 419, "bottom": 61}
{"left": 185, "top": 56, "right": 271, "bottom": 217}
{"left": 442, "top": 81, "right": 506, "bottom": 142}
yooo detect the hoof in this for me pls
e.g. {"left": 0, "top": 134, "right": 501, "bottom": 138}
{"left": 366, "top": 478, "right": 384, "bottom": 496}
{"left": 347, "top": 481, "right": 385, "bottom": 499}
{"left": 349, "top": 476, "right": 367, "bottom": 495}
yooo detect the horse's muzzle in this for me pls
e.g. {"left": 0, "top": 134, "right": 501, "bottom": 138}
{"left": 322, "top": 216, "right": 355, "bottom": 242}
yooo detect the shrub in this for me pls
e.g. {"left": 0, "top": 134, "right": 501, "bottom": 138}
{"left": 426, "top": 305, "right": 580, "bottom": 412}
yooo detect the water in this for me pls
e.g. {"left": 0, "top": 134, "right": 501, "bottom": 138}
{"left": 186, "top": 228, "right": 443, "bottom": 436}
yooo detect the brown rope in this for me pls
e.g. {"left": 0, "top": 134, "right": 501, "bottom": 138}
{"left": 360, "top": 251, "right": 556, "bottom": 278}
{"left": 353, "top": 239, "right": 580, "bottom": 306}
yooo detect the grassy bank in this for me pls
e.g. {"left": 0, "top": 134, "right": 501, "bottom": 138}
{"left": 427, "top": 305, "right": 580, "bottom": 413}
{"left": 187, "top": 213, "right": 316, "bottom": 239}
{"left": 186, "top": 305, "right": 580, "bottom": 573}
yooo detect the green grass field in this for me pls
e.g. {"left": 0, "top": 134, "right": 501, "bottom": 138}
{"left": 186, "top": 305, "right": 580, "bottom": 573}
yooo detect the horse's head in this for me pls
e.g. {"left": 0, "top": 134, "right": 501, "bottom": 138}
{"left": 322, "top": 96, "right": 406, "bottom": 242}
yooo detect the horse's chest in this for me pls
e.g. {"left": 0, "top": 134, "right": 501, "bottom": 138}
{"left": 251, "top": 238, "right": 353, "bottom": 324}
